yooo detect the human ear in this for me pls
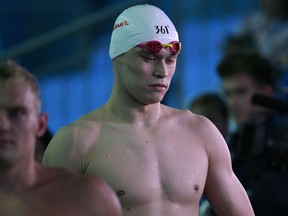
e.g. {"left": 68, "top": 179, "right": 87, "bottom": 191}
{"left": 36, "top": 112, "right": 48, "bottom": 137}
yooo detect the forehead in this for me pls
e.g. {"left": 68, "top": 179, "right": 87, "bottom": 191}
{"left": 0, "top": 80, "right": 37, "bottom": 108}
{"left": 222, "top": 73, "right": 256, "bottom": 89}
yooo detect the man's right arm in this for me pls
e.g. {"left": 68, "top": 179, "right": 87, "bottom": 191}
{"left": 42, "top": 124, "right": 82, "bottom": 170}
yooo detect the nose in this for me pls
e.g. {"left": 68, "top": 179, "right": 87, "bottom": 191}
{"left": 227, "top": 95, "right": 241, "bottom": 112}
{"left": 153, "top": 61, "right": 168, "bottom": 78}
{"left": 0, "top": 111, "right": 10, "bottom": 131}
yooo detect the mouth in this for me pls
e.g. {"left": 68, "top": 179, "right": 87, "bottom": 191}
{"left": 0, "top": 138, "right": 11, "bottom": 147}
{"left": 149, "top": 83, "right": 168, "bottom": 88}
{"left": 149, "top": 83, "right": 168, "bottom": 91}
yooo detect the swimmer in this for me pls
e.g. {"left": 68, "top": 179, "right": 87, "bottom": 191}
{"left": 43, "top": 4, "right": 254, "bottom": 216}
{"left": 0, "top": 60, "right": 122, "bottom": 216}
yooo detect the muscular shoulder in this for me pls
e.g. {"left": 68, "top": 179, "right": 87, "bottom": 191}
{"left": 162, "top": 105, "right": 214, "bottom": 131}
{"left": 61, "top": 108, "right": 110, "bottom": 142}
{"left": 43, "top": 109, "right": 108, "bottom": 169}
{"left": 166, "top": 107, "right": 226, "bottom": 152}
{"left": 66, "top": 119, "right": 101, "bottom": 141}
{"left": 42, "top": 119, "right": 100, "bottom": 169}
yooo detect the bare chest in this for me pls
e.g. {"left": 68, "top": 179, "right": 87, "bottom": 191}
{"left": 83, "top": 125, "right": 209, "bottom": 210}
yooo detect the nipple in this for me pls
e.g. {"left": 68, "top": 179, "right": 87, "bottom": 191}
{"left": 117, "top": 190, "right": 126, "bottom": 196}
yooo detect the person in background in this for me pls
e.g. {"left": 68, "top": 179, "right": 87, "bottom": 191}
{"left": 216, "top": 51, "right": 288, "bottom": 215}
{"left": 43, "top": 4, "right": 254, "bottom": 216}
{"left": 188, "top": 92, "right": 229, "bottom": 139}
{"left": 0, "top": 60, "right": 122, "bottom": 216}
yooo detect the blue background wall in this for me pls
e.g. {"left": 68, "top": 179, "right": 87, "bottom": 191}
{"left": 0, "top": 0, "right": 258, "bottom": 134}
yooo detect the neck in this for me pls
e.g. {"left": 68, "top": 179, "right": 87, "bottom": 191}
{"left": 105, "top": 99, "right": 162, "bottom": 127}
{"left": 0, "top": 159, "right": 37, "bottom": 193}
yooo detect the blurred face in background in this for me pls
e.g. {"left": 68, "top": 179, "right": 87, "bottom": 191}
{"left": 0, "top": 79, "right": 46, "bottom": 166}
{"left": 222, "top": 72, "right": 269, "bottom": 126}
{"left": 191, "top": 104, "right": 228, "bottom": 138}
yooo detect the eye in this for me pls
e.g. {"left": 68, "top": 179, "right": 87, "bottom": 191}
{"left": 236, "top": 88, "right": 248, "bottom": 96}
{"left": 141, "top": 53, "right": 156, "bottom": 62}
{"left": 165, "top": 56, "right": 176, "bottom": 64}
{"left": 166, "top": 58, "right": 176, "bottom": 64}
{"left": 8, "top": 107, "right": 26, "bottom": 119}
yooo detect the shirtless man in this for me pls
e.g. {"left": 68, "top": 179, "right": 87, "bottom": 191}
{"left": 0, "top": 60, "right": 122, "bottom": 216}
{"left": 43, "top": 4, "right": 254, "bottom": 216}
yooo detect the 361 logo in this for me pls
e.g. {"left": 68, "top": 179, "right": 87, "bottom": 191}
{"left": 155, "top": 25, "right": 170, "bottom": 34}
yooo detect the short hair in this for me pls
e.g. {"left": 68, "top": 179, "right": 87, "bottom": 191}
{"left": 189, "top": 92, "right": 228, "bottom": 121}
{"left": 217, "top": 51, "right": 276, "bottom": 87}
{"left": 0, "top": 59, "right": 41, "bottom": 110}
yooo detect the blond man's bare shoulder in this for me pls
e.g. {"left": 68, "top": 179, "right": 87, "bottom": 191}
{"left": 4, "top": 164, "right": 122, "bottom": 216}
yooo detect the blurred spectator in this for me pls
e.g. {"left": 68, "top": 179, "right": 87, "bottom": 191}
{"left": 188, "top": 92, "right": 229, "bottom": 139}
{"left": 250, "top": 171, "right": 288, "bottom": 215}
{"left": 216, "top": 51, "right": 288, "bottom": 215}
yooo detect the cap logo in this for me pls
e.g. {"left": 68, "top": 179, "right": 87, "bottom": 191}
{"left": 113, "top": 20, "right": 129, "bottom": 31}
{"left": 155, "top": 25, "right": 170, "bottom": 34}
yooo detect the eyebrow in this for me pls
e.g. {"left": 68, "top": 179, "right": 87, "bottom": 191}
{"left": 139, "top": 49, "right": 175, "bottom": 59}
{"left": 6, "top": 104, "right": 27, "bottom": 111}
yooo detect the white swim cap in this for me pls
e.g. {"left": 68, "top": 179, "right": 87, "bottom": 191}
{"left": 109, "top": 4, "right": 179, "bottom": 59}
